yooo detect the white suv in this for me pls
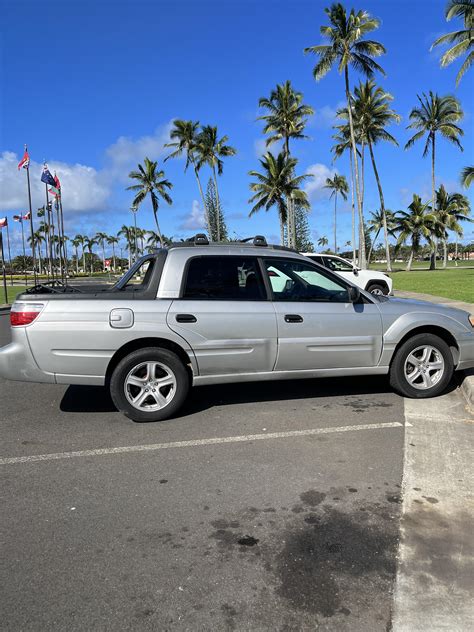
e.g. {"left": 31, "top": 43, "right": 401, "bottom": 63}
{"left": 302, "top": 253, "right": 393, "bottom": 296}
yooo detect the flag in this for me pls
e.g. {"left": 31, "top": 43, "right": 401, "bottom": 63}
{"left": 37, "top": 206, "right": 45, "bottom": 217}
{"left": 48, "top": 186, "right": 60, "bottom": 197}
{"left": 41, "top": 164, "right": 55, "bottom": 186}
{"left": 13, "top": 215, "right": 22, "bottom": 222}
{"left": 0, "top": 217, "right": 7, "bottom": 228}
{"left": 18, "top": 148, "right": 30, "bottom": 170}
{"left": 22, "top": 212, "right": 31, "bottom": 221}
{"left": 54, "top": 173, "right": 61, "bottom": 189}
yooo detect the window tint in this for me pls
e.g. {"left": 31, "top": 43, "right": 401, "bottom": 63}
{"left": 183, "top": 256, "right": 265, "bottom": 300}
{"left": 324, "top": 256, "right": 354, "bottom": 272}
{"left": 264, "top": 258, "right": 350, "bottom": 302}
{"left": 308, "top": 255, "right": 325, "bottom": 266}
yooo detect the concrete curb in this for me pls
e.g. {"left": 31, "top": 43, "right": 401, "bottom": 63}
{"left": 459, "top": 370, "right": 474, "bottom": 411}
{"left": 0, "top": 305, "right": 11, "bottom": 312}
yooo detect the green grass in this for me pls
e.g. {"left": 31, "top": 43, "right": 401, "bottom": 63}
{"left": 1, "top": 285, "right": 26, "bottom": 304}
{"left": 370, "top": 259, "right": 473, "bottom": 271}
{"left": 390, "top": 268, "right": 474, "bottom": 303}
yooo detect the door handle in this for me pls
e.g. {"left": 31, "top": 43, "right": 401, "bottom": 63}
{"left": 284, "top": 314, "right": 303, "bottom": 323}
{"left": 176, "top": 314, "right": 197, "bottom": 323}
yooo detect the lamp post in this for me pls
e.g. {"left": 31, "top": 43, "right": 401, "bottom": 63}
{"left": 130, "top": 205, "right": 138, "bottom": 262}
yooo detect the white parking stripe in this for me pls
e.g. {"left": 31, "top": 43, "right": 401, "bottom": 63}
{"left": 0, "top": 421, "right": 403, "bottom": 465}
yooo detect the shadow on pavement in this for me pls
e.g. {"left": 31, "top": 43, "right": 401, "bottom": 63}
{"left": 60, "top": 375, "right": 397, "bottom": 417}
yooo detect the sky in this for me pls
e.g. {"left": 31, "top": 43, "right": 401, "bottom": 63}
{"left": 1, "top": 0, "right": 473, "bottom": 257}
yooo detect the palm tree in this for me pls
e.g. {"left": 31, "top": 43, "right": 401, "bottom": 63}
{"left": 367, "top": 209, "right": 396, "bottom": 264}
{"left": 195, "top": 125, "right": 236, "bottom": 241}
{"left": 95, "top": 231, "right": 108, "bottom": 270}
{"left": 127, "top": 157, "right": 173, "bottom": 245}
{"left": 304, "top": 3, "right": 386, "bottom": 269}
{"left": 258, "top": 81, "right": 314, "bottom": 247}
{"left": 165, "top": 119, "right": 210, "bottom": 235}
{"left": 431, "top": 0, "right": 474, "bottom": 86}
{"left": 73, "top": 234, "right": 87, "bottom": 273}
{"left": 351, "top": 80, "right": 400, "bottom": 271}
{"left": 461, "top": 165, "right": 474, "bottom": 188}
{"left": 317, "top": 236, "right": 329, "bottom": 250}
{"left": 248, "top": 152, "right": 311, "bottom": 245}
{"left": 118, "top": 225, "right": 135, "bottom": 268}
{"left": 27, "top": 230, "right": 44, "bottom": 275}
{"left": 107, "top": 235, "right": 119, "bottom": 271}
{"left": 83, "top": 236, "right": 97, "bottom": 275}
{"left": 324, "top": 174, "right": 349, "bottom": 253}
{"left": 146, "top": 230, "right": 172, "bottom": 250}
{"left": 393, "top": 195, "right": 437, "bottom": 271}
{"left": 435, "top": 184, "right": 471, "bottom": 266}
{"left": 405, "top": 92, "right": 464, "bottom": 269}
{"left": 71, "top": 237, "right": 82, "bottom": 274}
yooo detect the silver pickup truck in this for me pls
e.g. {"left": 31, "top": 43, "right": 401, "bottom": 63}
{"left": 1, "top": 235, "right": 473, "bottom": 422}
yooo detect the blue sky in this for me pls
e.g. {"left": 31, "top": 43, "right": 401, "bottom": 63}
{"left": 1, "top": 0, "right": 473, "bottom": 256}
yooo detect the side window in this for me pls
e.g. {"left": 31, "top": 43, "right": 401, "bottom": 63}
{"left": 309, "top": 255, "right": 325, "bottom": 266}
{"left": 324, "top": 256, "right": 354, "bottom": 272}
{"left": 264, "top": 258, "right": 350, "bottom": 303}
{"left": 183, "top": 256, "right": 265, "bottom": 300}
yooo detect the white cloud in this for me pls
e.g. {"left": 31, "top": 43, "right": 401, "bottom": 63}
{"left": 104, "top": 121, "right": 173, "bottom": 182}
{"left": 310, "top": 101, "right": 346, "bottom": 130}
{"left": 0, "top": 151, "right": 110, "bottom": 214}
{"left": 254, "top": 138, "right": 282, "bottom": 157}
{"left": 304, "top": 163, "right": 337, "bottom": 201}
{"left": 178, "top": 200, "right": 206, "bottom": 231}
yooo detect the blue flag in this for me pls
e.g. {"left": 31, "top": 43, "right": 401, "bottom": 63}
{"left": 41, "top": 165, "right": 55, "bottom": 186}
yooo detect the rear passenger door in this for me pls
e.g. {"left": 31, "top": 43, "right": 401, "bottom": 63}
{"left": 167, "top": 255, "right": 278, "bottom": 376}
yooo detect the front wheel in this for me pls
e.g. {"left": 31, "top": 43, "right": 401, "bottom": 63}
{"left": 389, "top": 333, "right": 453, "bottom": 398}
{"left": 110, "top": 347, "right": 190, "bottom": 421}
{"left": 367, "top": 283, "right": 387, "bottom": 296}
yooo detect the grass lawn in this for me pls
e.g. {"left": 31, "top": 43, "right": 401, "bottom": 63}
{"left": 390, "top": 268, "right": 474, "bottom": 303}
{"left": 1, "top": 285, "right": 26, "bottom": 304}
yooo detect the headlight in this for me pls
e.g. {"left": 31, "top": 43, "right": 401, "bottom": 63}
{"left": 469, "top": 314, "right": 474, "bottom": 327}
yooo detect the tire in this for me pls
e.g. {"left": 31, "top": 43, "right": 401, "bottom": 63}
{"left": 389, "top": 333, "right": 454, "bottom": 399}
{"left": 110, "top": 347, "right": 190, "bottom": 422}
{"left": 367, "top": 283, "right": 387, "bottom": 296}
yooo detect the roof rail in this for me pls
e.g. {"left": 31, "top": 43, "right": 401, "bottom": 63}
{"left": 239, "top": 235, "right": 268, "bottom": 247}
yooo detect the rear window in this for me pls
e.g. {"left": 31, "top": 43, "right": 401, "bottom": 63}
{"left": 183, "top": 256, "right": 265, "bottom": 300}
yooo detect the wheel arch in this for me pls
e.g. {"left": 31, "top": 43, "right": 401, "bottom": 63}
{"left": 365, "top": 279, "right": 390, "bottom": 294}
{"left": 390, "top": 325, "right": 460, "bottom": 367}
{"left": 105, "top": 337, "right": 196, "bottom": 385}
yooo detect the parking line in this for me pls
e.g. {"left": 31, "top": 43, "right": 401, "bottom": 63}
{"left": 0, "top": 421, "right": 403, "bottom": 465}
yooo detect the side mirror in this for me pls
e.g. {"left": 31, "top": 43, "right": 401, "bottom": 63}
{"left": 348, "top": 286, "right": 361, "bottom": 303}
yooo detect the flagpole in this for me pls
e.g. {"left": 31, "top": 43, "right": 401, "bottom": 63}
{"left": 25, "top": 152, "right": 37, "bottom": 286}
{"left": 54, "top": 197, "right": 63, "bottom": 281}
{"left": 20, "top": 219, "right": 27, "bottom": 287}
{"left": 45, "top": 185, "right": 55, "bottom": 282}
{"left": 58, "top": 192, "right": 68, "bottom": 285}
{"left": 0, "top": 231, "right": 8, "bottom": 305}
{"left": 6, "top": 222, "right": 13, "bottom": 286}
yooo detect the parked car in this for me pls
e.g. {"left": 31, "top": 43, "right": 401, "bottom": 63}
{"left": 302, "top": 252, "right": 393, "bottom": 296}
{"left": 1, "top": 235, "right": 473, "bottom": 422}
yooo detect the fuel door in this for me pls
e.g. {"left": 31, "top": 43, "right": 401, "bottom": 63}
{"left": 109, "top": 308, "right": 134, "bottom": 328}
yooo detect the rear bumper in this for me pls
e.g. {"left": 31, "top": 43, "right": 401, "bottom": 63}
{"left": 456, "top": 334, "right": 474, "bottom": 371}
{"left": 0, "top": 329, "right": 55, "bottom": 384}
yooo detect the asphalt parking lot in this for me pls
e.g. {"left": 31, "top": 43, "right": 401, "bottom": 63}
{"left": 0, "top": 311, "right": 407, "bottom": 631}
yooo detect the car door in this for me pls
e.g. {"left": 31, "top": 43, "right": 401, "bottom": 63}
{"left": 263, "top": 257, "right": 383, "bottom": 370}
{"left": 167, "top": 255, "right": 278, "bottom": 376}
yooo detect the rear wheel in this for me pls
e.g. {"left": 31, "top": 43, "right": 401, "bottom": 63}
{"left": 110, "top": 347, "right": 190, "bottom": 421}
{"left": 389, "top": 333, "right": 453, "bottom": 398}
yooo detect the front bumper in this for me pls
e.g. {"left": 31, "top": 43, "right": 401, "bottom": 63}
{"left": 0, "top": 328, "right": 55, "bottom": 384}
{"left": 456, "top": 333, "right": 474, "bottom": 371}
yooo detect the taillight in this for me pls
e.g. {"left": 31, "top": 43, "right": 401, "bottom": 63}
{"left": 10, "top": 302, "right": 45, "bottom": 327}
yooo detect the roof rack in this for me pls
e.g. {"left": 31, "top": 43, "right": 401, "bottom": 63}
{"left": 239, "top": 235, "right": 268, "bottom": 247}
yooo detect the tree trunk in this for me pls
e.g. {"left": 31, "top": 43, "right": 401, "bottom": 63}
{"left": 368, "top": 142, "right": 392, "bottom": 272}
{"left": 333, "top": 193, "right": 337, "bottom": 253}
{"left": 430, "top": 134, "right": 436, "bottom": 270}
{"left": 442, "top": 238, "right": 448, "bottom": 269}
{"left": 212, "top": 166, "right": 222, "bottom": 242}
{"left": 75, "top": 247, "right": 79, "bottom": 275}
{"left": 191, "top": 159, "right": 211, "bottom": 239}
{"left": 406, "top": 249, "right": 414, "bottom": 272}
{"left": 349, "top": 152, "right": 356, "bottom": 265}
{"left": 102, "top": 243, "right": 106, "bottom": 270}
{"left": 344, "top": 68, "right": 366, "bottom": 268}
{"left": 367, "top": 228, "right": 381, "bottom": 265}
{"left": 112, "top": 243, "right": 116, "bottom": 272}
{"left": 279, "top": 211, "right": 285, "bottom": 246}
{"left": 82, "top": 247, "right": 86, "bottom": 274}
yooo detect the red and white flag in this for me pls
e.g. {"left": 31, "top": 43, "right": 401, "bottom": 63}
{"left": 17, "top": 148, "right": 30, "bottom": 170}
{"left": 13, "top": 215, "right": 22, "bottom": 222}
{"left": 22, "top": 212, "right": 31, "bottom": 221}
{"left": 0, "top": 217, "right": 7, "bottom": 228}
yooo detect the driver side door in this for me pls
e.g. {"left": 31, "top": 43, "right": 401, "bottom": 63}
{"left": 263, "top": 258, "right": 383, "bottom": 371}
